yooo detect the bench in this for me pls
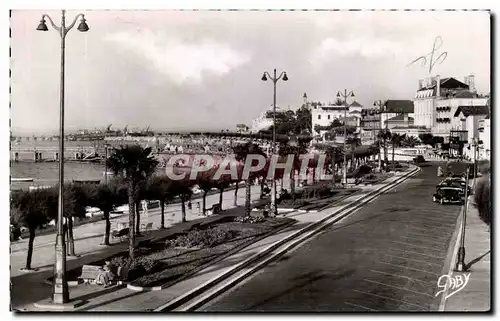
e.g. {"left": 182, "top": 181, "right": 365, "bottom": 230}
{"left": 111, "top": 227, "right": 129, "bottom": 242}
{"left": 79, "top": 265, "right": 103, "bottom": 284}
{"left": 207, "top": 203, "right": 222, "bottom": 215}
{"left": 140, "top": 222, "right": 153, "bottom": 233}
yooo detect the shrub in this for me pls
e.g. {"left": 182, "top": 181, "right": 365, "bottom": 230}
{"left": 234, "top": 216, "right": 265, "bottom": 224}
{"left": 165, "top": 227, "right": 238, "bottom": 248}
{"left": 474, "top": 177, "right": 491, "bottom": 227}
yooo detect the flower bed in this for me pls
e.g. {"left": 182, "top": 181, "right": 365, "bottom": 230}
{"left": 108, "top": 217, "right": 294, "bottom": 288}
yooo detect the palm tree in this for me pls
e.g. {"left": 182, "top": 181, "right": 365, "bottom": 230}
{"left": 83, "top": 183, "right": 120, "bottom": 246}
{"left": 213, "top": 171, "right": 232, "bottom": 211}
{"left": 402, "top": 135, "right": 419, "bottom": 148}
{"left": 326, "top": 146, "right": 342, "bottom": 187}
{"left": 171, "top": 179, "right": 193, "bottom": 222}
{"left": 11, "top": 189, "right": 57, "bottom": 270}
{"left": 232, "top": 142, "right": 266, "bottom": 216}
{"left": 106, "top": 145, "right": 158, "bottom": 260}
{"left": 146, "top": 176, "right": 173, "bottom": 229}
{"left": 197, "top": 172, "right": 216, "bottom": 216}
{"left": 377, "top": 129, "right": 392, "bottom": 168}
{"left": 134, "top": 181, "right": 148, "bottom": 236}
{"left": 62, "top": 183, "right": 88, "bottom": 256}
{"left": 346, "top": 137, "right": 362, "bottom": 167}
{"left": 389, "top": 133, "right": 406, "bottom": 172}
{"left": 278, "top": 140, "right": 307, "bottom": 198}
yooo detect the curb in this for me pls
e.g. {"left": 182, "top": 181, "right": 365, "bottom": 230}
{"left": 438, "top": 196, "right": 469, "bottom": 311}
{"left": 154, "top": 166, "right": 420, "bottom": 311}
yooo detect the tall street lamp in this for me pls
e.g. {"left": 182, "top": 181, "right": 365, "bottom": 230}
{"left": 456, "top": 166, "right": 470, "bottom": 272}
{"left": 261, "top": 69, "right": 288, "bottom": 216}
{"left": 37, "top": 10, "right": 89, "bottom": 305}
{"left": 374, "top": 100, "right": 387, "bottom": 173}
{"left": 337, "top": 90, "right": 355, "bottom": 187}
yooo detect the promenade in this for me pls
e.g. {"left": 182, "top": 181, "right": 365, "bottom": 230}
{"left": 10, "top": 185, "right": 262, "bottom": 278}
{"left": 442, "top": 195, "right": 491, "bottom": 311}
{"left": 14, "top": 167, "right": 416, "bottom": 311}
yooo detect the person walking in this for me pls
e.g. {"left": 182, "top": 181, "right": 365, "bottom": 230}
{"left": 142, "top": 200, "right": 149, "bottom": 216}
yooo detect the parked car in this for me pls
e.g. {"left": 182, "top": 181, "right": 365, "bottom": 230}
{"left": 433, "top": 186, "right": 464, "bottom": 205}
{"left": 413, "top": 155, "right": 426, "bottom": 163}
{"left": 444, "top": 177, "right": 473, "bottom": 195}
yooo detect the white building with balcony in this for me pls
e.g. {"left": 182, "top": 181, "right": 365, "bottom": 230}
{"left": 311, "top": 101, "right": 363, "bottom": 136}
{"left": 478, "top": 116, "right": 491, "bottom": 160}
{"left": 451, "top": 105, "right": 490, "bottom": 160}
{"left": 413, "top": 75, "right": 488, "bottom": 141}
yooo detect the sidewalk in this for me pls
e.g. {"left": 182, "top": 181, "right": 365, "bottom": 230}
{"left": 15, "top": 168, "right": 414, "bottom": 311}
{"left": 10, "top": 186, "right": 262, "bottom": 277}
{"left": 442, "top": 197, "right": 491, "bottom": 312}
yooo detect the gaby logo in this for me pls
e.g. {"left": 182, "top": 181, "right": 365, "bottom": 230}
{"left": 435, "top": 273, "right": 470, "bottom": 299}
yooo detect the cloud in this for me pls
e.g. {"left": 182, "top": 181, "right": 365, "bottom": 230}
{"left": 105, "top": 29, "right": 251, "bottom": 85}
{"left": 313, "top": 37, "right": 406, "bottom": 61}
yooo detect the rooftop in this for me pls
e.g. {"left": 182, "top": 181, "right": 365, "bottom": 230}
{"left": 453, "top": 105, "right": 490, "bottom": 117}
{"left": 349, "top": 101, "right": 363, "bottom": 108}
{"left": 386, "top": 114, "right": 414, "bottom": 122}
{"left": 383, "top": 100, "right": 414, "bottom": 114}
{"left": 417, "top": 77, "right": 470, "bottom": 92}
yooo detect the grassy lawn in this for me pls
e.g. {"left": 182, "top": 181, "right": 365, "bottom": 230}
{"left": 117, "top": 217, "right": 294, "bottom": 288}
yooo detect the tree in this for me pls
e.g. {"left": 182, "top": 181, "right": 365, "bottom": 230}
{"left": 134, "top": 181, "right": 148, "bottom": 236}
{"left": 402, "top": 135, "right": 419, "bottom": 148}
{"left": 278, "top": 140, "right": 307, "bottom": 198}
{"left": 197, "top": 172, "right": 216, "bottom": 216}
{"left": 61, "top": 183, "right": 88, "bottom": 256}
{"left": 171, "top": 179, "right": 193, "bottom": 222}
{"left": 474, "top": 176, "right": 491, "bottom": 228}
{"left": 146, "top": 176, "right": 173, "bottom": 230}
{"left": 325, "top": 146, "right": 342, "bottom": 186}
{"left": 213, "top": 169, "right": 232, "bottom": 211}
{"left": 106, "top": 145, "right": 158, "bottom": 260}
{"left": 377, "top": 129, "right": 392, "bottom": 165}
{"left": 432, "top": 136, "right": 445, "bottom": 147}
{"left": 334, "top": 98, "right": 344, "bottom": 106}
{"left": 85, "top": 183, "right": 120, "bottom": 246}
{"left": 231, "top": 164, "right": 244, "bottom": 206}
{"left": 418, "top": 133, "right": 434, "bottom": 146}
{"left": 11, "top": 189, "right": 57, "bottom": 270}
{"left": 232, "top": 142, "right": 266, "bottom": 216}
{"left": 295, "top": 105, "right": 312, "bottom": 134}
{"left": 389, "top": 133, "right": 406, "bottom": 171}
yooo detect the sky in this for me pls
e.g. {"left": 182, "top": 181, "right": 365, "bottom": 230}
{"left": 10, "top": 10, "right": 491, "bottom": 135}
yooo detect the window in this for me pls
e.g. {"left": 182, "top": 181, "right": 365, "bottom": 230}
{"left": 318, "top": 115, "right": 321, "bottom": 120}
{"left": 328, "top": 115, "right": 331, "bottom": 120}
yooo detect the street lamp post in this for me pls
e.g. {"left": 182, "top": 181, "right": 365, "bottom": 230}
{"left": 373, "top": 100, "right": 387, "bottom": 173}
{"left": 456, "top": 167, "right": 470, "bottom": 272}
{"left": 261, "top": 69, "right": 288, "bottom": 216}
{"left": 337, "top": 90, "right": 355, "bottom": 187}
{"left": 37, "top": 10, "right": 89, "bottom": 305}
{"left": 104, "top": 144, "right": 110, "bottom": 185}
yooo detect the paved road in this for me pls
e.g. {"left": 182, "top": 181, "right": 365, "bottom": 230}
{"left": 201, "top": 163, "right": 463, "bottom": 312}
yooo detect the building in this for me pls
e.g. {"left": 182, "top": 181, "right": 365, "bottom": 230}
{"left": 236, "top": 124, "right": 249, "bottom": 134}
{"left": 451, "top": 105, "right": 490, "bottom": 160}
{"left": 478, "top": 116, "right": 491, "bottom": 160}
{"left": 251, "top": 106, "right": 288, "bottom": 133}
{"left": 311, "top": 101, "right": 363, "bottom": 136}
{"left": 360, "top": 99, "right": 414, "bottom": 141}
{"left": 389, "top": 125, "right": 430, "bottom": 137}
{"left": 380, "top": 100, "right": 415, "bottom": 127}
{"left": 413, "top": 75, "right": 488, "bottom": 140}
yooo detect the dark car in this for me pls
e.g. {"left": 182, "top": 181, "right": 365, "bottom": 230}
{"left": 413, "top": 155, "right": 426, "bottom": 163}
{"left": 444, "top": 177, "right": 473, "bottom": 195}
{"left": 433, "top": 186, "right": 464, "bottom": 205}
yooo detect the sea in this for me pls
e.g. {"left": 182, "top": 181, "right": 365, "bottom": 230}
{"left": 10, "top": 140, "right": 165, "bottom": 191}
